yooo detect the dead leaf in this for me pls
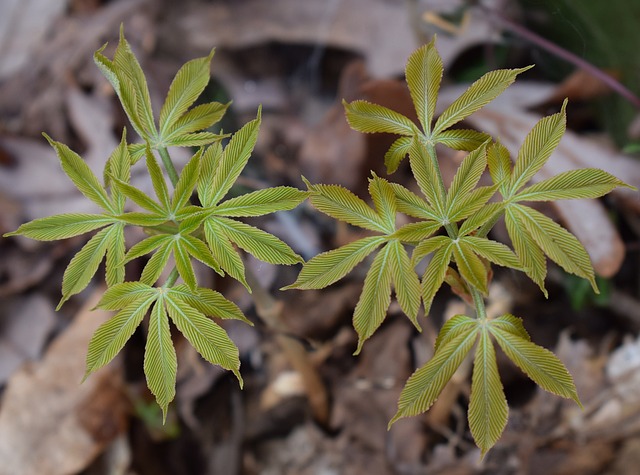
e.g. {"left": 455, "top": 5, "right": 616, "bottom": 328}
{"left": 0, "top": 288, "right": 128, "bottom": 475}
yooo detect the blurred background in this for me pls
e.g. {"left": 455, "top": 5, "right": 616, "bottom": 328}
{"left": 1, "top": 0, "right": 640, "bottom": 474}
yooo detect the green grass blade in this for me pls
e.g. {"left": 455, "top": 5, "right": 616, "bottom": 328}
{"left": 283, "top": 236, "right": 384, "bottom": 290}
{"left": 144, "top": 298, "right": 177, "bottom": 421}
{"left": 353, "top": 244, "right": 393, "bottom": 354}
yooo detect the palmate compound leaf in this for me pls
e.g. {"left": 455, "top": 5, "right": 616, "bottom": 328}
{"left": 508, "top": 203, "right": 597, "bottom": 292}
{"left": 432, "top": 66, "right": 532, "bottom": 136}
{"left": 489, "top": 321, "right": 581, "bottom": 406}
{"left": 144, "top": 296, "right": 177, "bottom": 421}
{"left": 405, "top": 36, "right": 443, "bottom": 134}
{"left": 468, "top": 327, "right": 508, "bottom": 456}
{"left": 390, "top": 322, "right": 478, "bottom": 426}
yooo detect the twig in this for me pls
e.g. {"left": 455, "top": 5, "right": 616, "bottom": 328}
{"left": 477, "top": 3, "right": 640, "bottom": 109}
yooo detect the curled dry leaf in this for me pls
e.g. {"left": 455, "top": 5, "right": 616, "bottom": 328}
{"left": 0, "top": 288, "right": 128, "bottom": 475}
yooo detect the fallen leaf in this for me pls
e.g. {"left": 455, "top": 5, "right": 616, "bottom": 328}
{"left": 0, "top": 288, "right": 128, "bottom": 475}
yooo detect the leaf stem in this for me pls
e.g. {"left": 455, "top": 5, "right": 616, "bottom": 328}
{"left": 471, "top": 287, "right": 487, "bottom": 321}
{"left": 158, "top": 147, "right": 180, "bottom": 187}
{"left": 475, "top": 207, "right": 505, "bottom": 239}
{"left": 163, "top": 267, "right": 179, "bottom": 288}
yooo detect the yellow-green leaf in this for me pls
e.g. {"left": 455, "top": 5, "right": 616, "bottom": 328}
{"left": 435, "top": 129, "right": 491, "bottom": 151}
{"left": 165, "top": 295, "right": 242, "bottom": 385}
{"left": 171, "top": 149, "right": 202, "bottom": 213}
{"left": 458, "top": 202, "right": 505, "bottom": 237}
{"left": 446, "top": 143, "right": 488, "bottom": 213}
{"left": 95, "top": 282, "right": 157, "bottom": 310}
{"left": 434, "top": 314, "right": 477, "bottom": 352}
{"left": 433, "top": 66, "right": 531, "bottom": 135}
{"left": 489, "top": 314, "right": 530, "bottom": 341}
{"left": 388, "top": 239, "right": 421, "bottom": 328}
{"left": 412, "top": 235, "right": 452, "bottom": 267}
{"left": 182, "top": 234, "right": 223, "bottom": 275}
{"left": 344, "top": 100, "right": 417, "bottom": 136}
{"left": 159, "top": 49, "right": 214, "bottom": 138}
{"left": 105, "top": 129, "right": 131, "bottom": 212}
{"left": 204, "top": 220, "right": 248, "bottom": 290}
{"left": 490, "top": 326, "right": 581, "bottom": 406}
{"left": 509, "top": 100, "right": 567, "bottom": 195}
{"left": 283, "top": 236, "right": 385, "bottom": 290}
{"left": 453, "top": 240, "right": 488, "bottom": 294}
{"left": 389, "top": 183, "right": 441, "bottom": 221}
{"left": 212, "top": 187, "right": 308, "bottom": 217}
{"left": 514, "top": 168, "right": 631, "bottom": 202}
{"left": 408, "top": 137, "right": 445, "bottom": 214}
{"left": 140, "top": 241, "right": 173, "bottom": 286}
{"left": 405, "top": 37, "right": 443, "bottom": 134}
{"left": 105, "top": 223, "right": 126, "bottom": 286}
{"left": 163, "top": 102, "right": 228, "bottom": 141}
{"left": 368, "top": 175, "right": 397, "bottom": 233}
{"left": 174, "top": 238, "right": 197, "bottom": 290}
{"left": 198, "top": 142, "right": 223, "bottom": 206}
{"left": 85, "top": 294, "right": 157, "bottom": 378}
{"left": 510, "top": 204, "right": 596, "bottom": 292}
{"left": 144, "top": 298, "right": 177, "bottom": 420}
{"left": 461, "top": 236, "right": 521, "bottom": 270}
{"left": 353, "top": 244, "right": 393, "bottom": 354}
{"left": 145, "top": 147, "right": 171, "bottom": 211}
{"left": 447, "top": 185, "right": 498, "bottom": 224}
{"left": 393, "top": 220, "right": 441, "bottom": 244}
{"left": 5, "top": 214, "right": 113, "bottom": 241}
{"left": 384, "top": 136, "right": 412, "bottom": 174}
{"left": 168, "top": 285, "right": 252, "bottom": 325}
{"left": 389, "top": 325, "right": 478, "bottom": 426}
{"left": 468, "top": 328, "right": 508, "bottom": 456}
{"left": 421, "top": 241, "right": 454, "bottom": 315}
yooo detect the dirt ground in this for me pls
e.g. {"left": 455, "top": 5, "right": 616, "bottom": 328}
{"left": 1, "top": 1, "right": 640, "bottom": 474}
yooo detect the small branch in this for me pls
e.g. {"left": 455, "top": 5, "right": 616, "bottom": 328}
{"left": 471, "top": 287, "right": 487, "bottom": 321}
{"left": 158, "top": 147, "right": 180, "bottom": 187}
{"left": 478, "top": 4, "right": 640, "bottom": 109}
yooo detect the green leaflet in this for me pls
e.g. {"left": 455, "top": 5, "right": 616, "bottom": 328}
{"left": 171, "top": 149, "right": 202, "bottom": 214}
{"left": 489, "top": 314, "right": 530, "bottom": 341}
{"left": 113, "top": 178, "right": 167, "bottom": 216}
{"left": 461, "top": 236, "right": 521, "bottom": 270}
{"left": 144, "top": 297, "right": 177, "bottom": 420}
{"left": 213, "top": 217, "right": 303, "bottom": 265}
{"left": 509, "top": 100, "right": 567, "bottom": 196}
{"left": 453, "top": 240, "right": 488, "bottom": 294}
{"left": 105, "top": 129, "right": 131, "bottom": 211}
{"left": 162, "top": 102, "right": 228, "bottom": 142}
{"left": 389, "top": 325, "right": 478, "bottom": 426}
{"left": 434, "top": 314, "right": 477, "bottom": 352}
{"left": 468, "top": 328, "right": 508, "bottom": 456}
{"left": 159, "top": 49, "right": 215, "bottom": 140}
{"left": 204, "top": 110, "right": 261, "bottom": 207}
{"left": 197, "top": 142, "right": 223, "bottom": 206}
{"left": 204, "top": 220, "right": 249, "bottom": 290}
{"left": 408, "top": 137, "right": 446, "bottom": 214}
{"left": 304, "top": 179, "right": 388, "bottom": 233}
{"left": 44, "top": 135, "right": 115, "bottom": 214}
{"left": 487, "top": 141, "right": 512, "bottom": 196}
{"left": 388, "top": 239, "right": 422, "bottom": 329}
{"left": 343, "top": 99, "right": 417, "bottom": 136}
{"left": 353, "top": 244, "right": 394, "bottom": 354}
{"left": 405, "top": 37, "right": 442, "bottom": 134}
{"left": 212, "top": 187, "right": 309, "bottom": 217}
{"left": 58, "top": 225, "right": 118, "bottom": 309}
{"left": 490, "top": 325, "right": 581, "bottom": 406}
{"left": 283, "top": 236, "right": 385, "bottom": 290}
{"left": 384, "top": 137, "right": 412, "bottom": 174}
{"left": 433, "top": 66, "right": 532, "bottom": 135}
{"left": 168, "top": 285, "right": 251, "bottom": 325}
{"left": 446, "top": 143, "right": 488, "bottom": 213}
{"left": 105, "top": 223, "right": 126, "bottom": 286}
{"left": 412, "top": 235, "right": 452, "bottom": 266}
{"left": 140, "top": 241, "right": 173, "bottom": 285}
{"left": 5, "top": 214, "right": 113, "bottom": 241}
{"left": 85, "top": 293, "right": 158, "bottom": 379}
{"left": 458, "top": 202, "right": 505, "bottom": 237}
{"left": 421, "top": 241, "right": 454, "bottom": 315}
{"left": 509, "top": 204, "right": 597, "bottom": 292}
{"left": 145, "top": 147, "right": 171, "bottom": 211}
{"left": 505, "top": 206, "right": 548, "bottom": 296}
{"left": 514, "top": 168, "right": 631, "bottom": 202}
{"left": 165, "top": 294, "right": 243, "bottom": 385}
{"left": 389, "top": 183, "right": 441, "bottom": 221}
{"left": 393, "top": 220, "right": 441, "bottom": 244}
{"left": 447, "top": 185, "right": 498, "bottom": 223}
{"left": 368, "top": 175, "right": 397, "bottom": 233}
{"left": 435, "top": 129, "right": 492, "bottom": 151}
{"left": 95, "top": 282, "right": 158, "bottom": 310}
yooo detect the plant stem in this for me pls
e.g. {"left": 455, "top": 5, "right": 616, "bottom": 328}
{"left": 158, "top": 147, "right": 180, "bottom": 187}
{"left": 163, "top": 267, "right": 179, "bottom": 288}
{"left": 471, "top": 287, "right": 487, "bottom": 321}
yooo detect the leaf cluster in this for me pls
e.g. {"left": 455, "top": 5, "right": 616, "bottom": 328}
{"left": 5, "top": 28, "right": 307, "bottom": 418}
{"left": 287, "top": 37, "right": 632, "bottom": 452}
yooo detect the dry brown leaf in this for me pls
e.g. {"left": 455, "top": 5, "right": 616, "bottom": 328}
{"left": 0, "top": 288, "right": 128, "bottom": 475}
